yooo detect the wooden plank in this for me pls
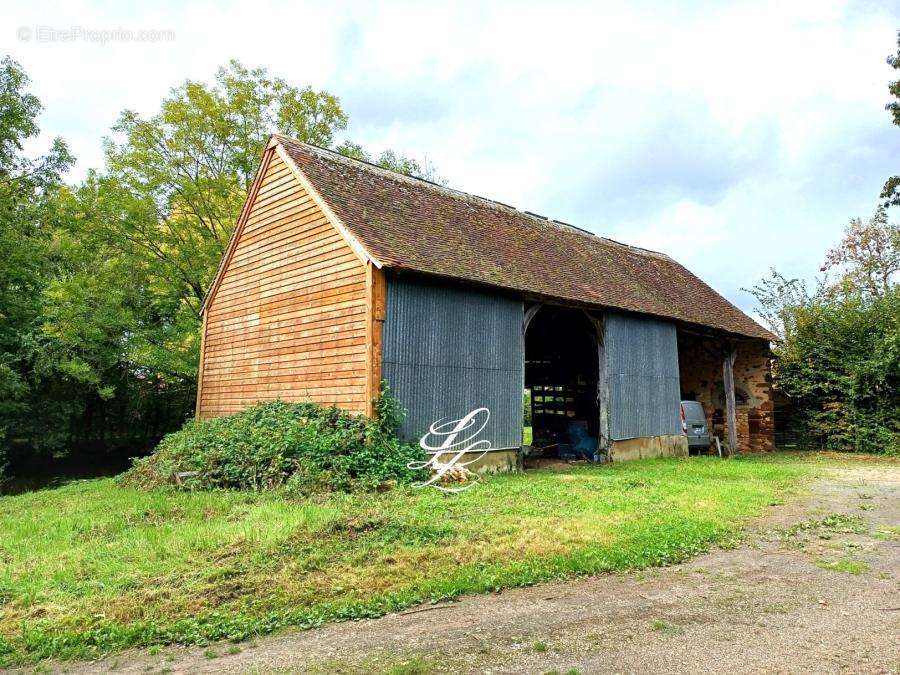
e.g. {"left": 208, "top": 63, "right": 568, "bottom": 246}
{"left": 213, "top": 252, "right": 361, "bottom": 303}
{"left": 204, "top": 316, "right": 367, "bottom": 350}
{"left": 208, "top": 298, "right": 366, "bottom": 338}
{"left": 216, "top": 237, "right": 352, "bottom": 294}
{"left": 225, "top": 237, "right": 352, "bottom": 283}
{"left": 200, "top": 378, "right": 367, "bottom": 395}
{"left": 212, "top": 268, "right": 363, "bottom": 315}
{"left": 195, "top": 310, "right": 209, "bottom": 419}
{"left": 202, "top": 358, "right": 365, "bottom": 379}
{"left": 236, "top": 204, "right": 324, "bottom": 251}
{"left": 222, "top": 337, "right": 367, "bottom": 357}
{"left": 210, "top": 279, "right": 365, "bottom": 323}
{"left": 201, "top": 146, "right": 275, "bottom": 314}
{"left": 213, "top": 273, "right": 363, "bottom": 315}
{"left": 723, "top": 343, "right": 738, "bottom": 454}
{"left": 274, "top": 143, "right": 376, "bottom": 268}
{"left": 229, "top": 213, "right": 332, "bottom": 265}
{"left": 199, "top": 140, "right": 370, "bottom": 419}
{"left": 204, "top": 337, "right": 367, "bottom": 361}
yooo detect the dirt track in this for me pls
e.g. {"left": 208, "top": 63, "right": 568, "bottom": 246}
{"left": 41, "top": 463, "right": 900, "bottom": 674}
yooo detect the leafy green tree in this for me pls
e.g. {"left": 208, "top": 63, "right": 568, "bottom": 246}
{"left": 0, "top": 56, "right": 72, "bottom": 454}
{"left": 774, "top": 289, "right": 898, "bottom": 454}
{"left": 50, "top": 60, "right": 438, "bottom": 388}
{"left": 748, "top": 213, "right": 899, "bottom": 454}
{"left": 47, "top": 60, "right": 351, "bottom": 387}
{"left": 881, "top": 31, "right": 900, "bottom": 207}
{"left": 0, "top": 58, "right": 441, "bottom": 472}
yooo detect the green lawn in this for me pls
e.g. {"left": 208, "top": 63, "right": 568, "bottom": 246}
{"left": 0, "top": 453, "right": 839, "bottom": 665}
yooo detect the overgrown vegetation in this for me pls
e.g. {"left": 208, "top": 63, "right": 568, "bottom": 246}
{"left": 748, "top": 219, "right": 899, "bottom": 454}
{"left": 0, "top": 453, "right": 843, "bottom": 666}
{"left": 123, "top": 394, "right": 424, "bottom": 494}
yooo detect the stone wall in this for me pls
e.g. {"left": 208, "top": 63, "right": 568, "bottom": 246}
{"left": 677, "top": 334, "right": 775, "bottom": 453}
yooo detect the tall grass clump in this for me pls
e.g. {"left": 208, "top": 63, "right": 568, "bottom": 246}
{"left": 122, "top": 390, "right": 424, "bottom": 494}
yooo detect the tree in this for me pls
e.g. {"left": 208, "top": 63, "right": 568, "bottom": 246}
{"left": 97, "top": 59, "right": 348, "bottom": 306}
{"left": 747, "top": 213, "right": 899, "bottom": 454}
{"left": 2, "top": 58, "right": 442, "bottom": 471}
{"left": 822, "top": 208, "right": 900, "bottom": 297}
{"left": 745, "top": 269, "right": 812, "bottom": 342}
{"left": 881, "top": 31, "right": 900, "bottom": 207}
{"left": 0, "top": 56, "right": 72, "bottom": 452}
{"left": 49, "top": 60, "right": 440, "bottom": 388}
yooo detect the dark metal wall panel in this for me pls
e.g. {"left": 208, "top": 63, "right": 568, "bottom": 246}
{"left": 605, "top": 313, "right": 681, "bottom": 440}
{"left": 382, "top": 274, "right": 524, "bottom": 449}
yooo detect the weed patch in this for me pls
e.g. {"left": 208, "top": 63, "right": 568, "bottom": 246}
{"left": 815, "top": 558, "right": 870, "bottom": 575}
{"left": 778, "top": 513, "right": 867, "bottom": 542}
{"left": 650, "top": 619, "right": 684, "bottom": 636}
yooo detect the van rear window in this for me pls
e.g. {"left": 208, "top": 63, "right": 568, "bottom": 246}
{"left": 681, "top": 401, "right": 706, "bottom": 421}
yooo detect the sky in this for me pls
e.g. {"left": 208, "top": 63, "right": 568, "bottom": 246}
{"left": 2, "top": 0, "right": 899, "bottom": 314}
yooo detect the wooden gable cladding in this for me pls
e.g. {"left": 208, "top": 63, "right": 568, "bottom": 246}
{"left": 197, "top": 149, "right": 371, "bottom": 418}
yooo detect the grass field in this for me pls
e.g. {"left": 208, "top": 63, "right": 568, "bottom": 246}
{"left": 0, "top": 453, "right": 848, "bottom": 666}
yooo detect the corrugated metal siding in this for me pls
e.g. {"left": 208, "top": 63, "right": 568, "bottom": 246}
{"left": 383, "top": 274, "right": 523, "bottom": 449}
{"left": 605, "top": 313, "right": 680, "bottom": 440}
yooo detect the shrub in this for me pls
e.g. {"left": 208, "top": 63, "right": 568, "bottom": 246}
{"left": 775, "top": 288, "right": 899, "bottom": 455}
{"left": 122, "top": 389, "right": 425, "bottom": 493}
{"left": 748, "top": 214, "right": 898, "bottom": 455}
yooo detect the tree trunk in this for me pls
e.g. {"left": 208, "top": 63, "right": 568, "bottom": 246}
{"left": 723, "top": 345, "right": 738, "bottom": 454}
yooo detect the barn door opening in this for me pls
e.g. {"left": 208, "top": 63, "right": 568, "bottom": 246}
{"left": 524, "top": 305, "right": 600, "bottom": 462}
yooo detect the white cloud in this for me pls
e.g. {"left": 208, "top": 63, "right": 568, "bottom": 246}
{"left": 2, "top": 0, "right": 898, "bottom": 313}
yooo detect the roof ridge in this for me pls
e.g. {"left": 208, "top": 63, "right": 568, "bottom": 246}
{"left": 273, "top": 134, "right": 673, "bottom": 262}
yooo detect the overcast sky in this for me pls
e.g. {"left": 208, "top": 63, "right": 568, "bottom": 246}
{"left": 3, "top": 0, "right": 899, "bottom": 313}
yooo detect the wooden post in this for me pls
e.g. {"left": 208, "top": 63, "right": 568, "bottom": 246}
{"left": 522, "top": 304, "right": 542, "bottom": 449}
{"left": 195, "top": 310, "right": 208, "bottom": 419}
{"left": 582, "top": 311, "right": 609, "bottom": 452}
{"left": 723, "top": 344, "right": 738, "bottom": 454}
{"left": 365, "top": 263, "right": 387, "bottom": 417}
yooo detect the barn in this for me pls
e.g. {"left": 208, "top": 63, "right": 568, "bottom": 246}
{"left": 197, "top": 134, "right": 776, "bottom": 467}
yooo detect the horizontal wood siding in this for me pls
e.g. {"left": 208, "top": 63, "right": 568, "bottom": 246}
{"left": 198, "top": 150, "right": 368, "bottom": 417}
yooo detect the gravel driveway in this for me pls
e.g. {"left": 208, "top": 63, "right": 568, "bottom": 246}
{"left": 40, "top": 462, "right": 899, "bottom": 674}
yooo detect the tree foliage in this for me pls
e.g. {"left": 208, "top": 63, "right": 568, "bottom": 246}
{"left": 0, "top": 56, "right": 72, "bottom": 457}
{"left": 748, "top": 214, "right": 899, "bottom": 454}
{"left": 44, "top": 61, "right": 439, "bottom": 387}
{"left": 821, "top": 208, "right": 900, "bottom": 297}
{"left": 753, "top": 42, "right": 900, "bottom": 454}
{"left": 881, "top": 31, "right": 900, "bottom": 208}
{"left": 1, "top": 58, "right": 441, "bottom": 475}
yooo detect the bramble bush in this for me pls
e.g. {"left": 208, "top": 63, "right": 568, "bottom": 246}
{"left": 122, "top": 388, "right": 425, "bottom": 493}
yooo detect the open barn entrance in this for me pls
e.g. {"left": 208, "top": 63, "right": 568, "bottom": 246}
{"left": 676, "top": 329, "right": 775, "bottom": 454}
{"left": 524, "top": 305, "right": 600, "bottom": 461}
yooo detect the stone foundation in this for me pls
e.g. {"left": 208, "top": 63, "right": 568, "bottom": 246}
{"left": 609, "top": 435, "right": 689, "bottom": 462}
{"left": 677, "top": 334, "right": 775, "bottom": 453}
{"left": 443, "top": 448, "right": 521, "bottom": 474}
